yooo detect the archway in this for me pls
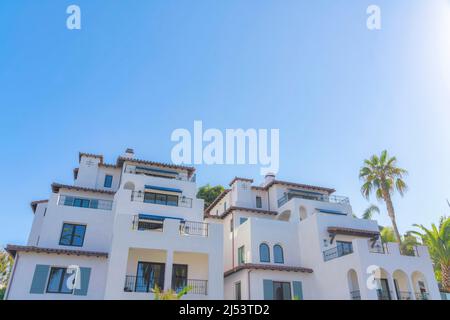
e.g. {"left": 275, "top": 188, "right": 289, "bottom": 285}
{"left": 392, "top": 269, "right": 412, "bottom": 300}
{"left": 347, "top": 269, "right": 360, "bottom": 300}
{"left": 373, "top": 267, "right": 393, "bottom": 300}
{"left": 411, "top": 271, "right": 430, "bottom": 300}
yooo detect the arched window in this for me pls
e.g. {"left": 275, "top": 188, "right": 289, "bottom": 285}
{"left": 259, "top": 243, "right": 270, "bottom": 262}
{"left": 274, "top": 244, "right": 284, "bottom": 264}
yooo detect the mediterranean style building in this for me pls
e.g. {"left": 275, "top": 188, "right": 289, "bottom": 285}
{"left": 4, "top": 150, "right": 441, "bottom": 300}
{"left": 204, "top": 175, "right": 441, "bottom": 300}
{"left": 4, "top": 149, "right": 223, "bottom": 300}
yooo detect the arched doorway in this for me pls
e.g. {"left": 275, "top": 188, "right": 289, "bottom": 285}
{"left": 374, "top": 267, "right": 393, "bottom": 300}
{"left": 347, "top": 269, "right": 361, "bottom": 300}
{"left": 392, "top": 269, "right": 412, "bottom": 300}
{"left": 411, "top": 271, "right": 430, "bottom": 300}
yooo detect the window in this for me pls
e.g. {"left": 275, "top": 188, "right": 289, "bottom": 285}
{"left": 239, "top": 217, "right": 248, "bottom": 225}
{"left": 230, "top": 218, "right": 234, "bottom": 232}
{"left": 273, "top": 281, "right": 291, "bottom": 300}
{"left": 224, "top": 202, "right": 227, "bottom": 211}
{"left": 238, "top": 246, "right": 245, "bottom": 265}
{"left": 259, "top": 243, "right": 270, "bottom": 262}
{"left": 135, "top": 262, "right": 165, "bottom": 292}
{"left": 144, "top": 192, "right": 179, "bottom": 207}
{"left": 274, "top": 244, "right": 284, "bottom": 263}
{"left": 336, "top": 241, "right": 353, "bottom": 256}
{"left": 235, "top": 282, "right": 242, "bottom": 300}
{"left": 137, "top": 217, "right": 164, "bottom": 232}
{"left": 59, "top": 223, "right": 86, "bottom": 247}
{"left": 256, "top": 196, "right": 262, "bottom": 208}
{"left": 104, "top": 175, "right": 113, "bottom": 188}
{"left": 46, "top": 267, "right": 73, "bottom": 294}
{"left": 64, "top": 196, "right": 98, "bottom": 209}
{"left": 172, "top": 264, "right": 188, "bottom": 292}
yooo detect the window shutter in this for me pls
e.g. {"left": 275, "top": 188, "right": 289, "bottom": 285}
{"left": 293, "top": 281, "right": 303, "bottom": 300}
{"left": 30, "top": 264, "right": 50, "bottom": 294}
{"left": 74, "top": 267, "right": 91, "bottom": 296}
{"left": 263, "top": 279, "right": 273, "bottom": 300}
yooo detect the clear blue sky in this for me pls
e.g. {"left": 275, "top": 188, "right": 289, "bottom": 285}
{"left": 1, "top": 1, "right": 449, "bottom": 246}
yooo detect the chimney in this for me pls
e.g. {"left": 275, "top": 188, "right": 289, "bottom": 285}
{"left": 124, "top": 148, "right": 135, "bottom": 158}
{"left": 264, "top": 172, "right": 275, "bottom": 186}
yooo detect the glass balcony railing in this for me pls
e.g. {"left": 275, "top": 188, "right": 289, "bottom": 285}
{"left": 323, "top": 243, "right": 353, "bottom": 261}
{"left": 278, "top": 192, "right": 349, "bottom": 207}
{"left": 131, "top": 191, "right": 193, "bottom": 208}
{"left": 58, "top": 195, "right": 113, "bottom": 211}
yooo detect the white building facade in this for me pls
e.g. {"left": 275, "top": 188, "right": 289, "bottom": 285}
{"left": 4, "top": 149, "right": 223, "bottom": 300}
{"left": 205, "top": 175, "right": 441, "bottom": 300}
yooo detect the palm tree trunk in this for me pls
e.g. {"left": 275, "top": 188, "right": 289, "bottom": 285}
{"left": 381, "top": 187, "right": 402, "bottom": 244}
{"left": 442, "top": 262, "right": 450, "bottom": 292}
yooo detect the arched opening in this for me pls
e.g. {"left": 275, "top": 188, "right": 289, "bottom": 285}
{"left": 411, "top": 271, "right": 430, "bottom": 300}
{"left": 393, "top": 270, "right": 412, "bottom": 300}
{"left": 278, "top": 210, "right": 291, "bottom": 221}
{"left": 259, "top": 243, "right": 270, "bottom": 263}
{"left": 299, "top": 206, "right": 307, "bottom": 221}
{"left": 273, "top": 244, "right": 284, "bottom": 264}
{"left": 347, "top": 269, "right": 360, "bottom": 300}
{"left": 123, "top": 181, "right": 135, "bottom": 191}
{"left": 373, "top": 267, "right": 393, "bottom": 300}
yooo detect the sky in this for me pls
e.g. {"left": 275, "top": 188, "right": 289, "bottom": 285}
{"left": 0, "top": 1, "right": 449, "bottom": 246}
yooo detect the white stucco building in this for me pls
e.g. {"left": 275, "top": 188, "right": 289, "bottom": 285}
{"left": 205, "top": 175, "right": 441, "bottom": 300}
{"left": 4, "top": 149, "right": 223, "bottom": 300}
{"left": 4, "top": 151, "right": 441, "bottom": 300}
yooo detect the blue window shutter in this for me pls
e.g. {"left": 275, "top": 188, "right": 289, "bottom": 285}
{"left": 263, "top": 279, "right": 273, "bottom": 300}
{"left": 74, "top": 267, "right": 91, "bottom": 296}
{"left": 293, "top": 281, "right": 303, "bottom": 300}
{"left": 30, "top": 265, "right": 50, "bottom": 294}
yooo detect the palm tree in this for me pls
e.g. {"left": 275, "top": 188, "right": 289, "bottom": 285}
{"left": 410, "top": 217, "right": 450, "bottom": 292}
{"left": 380, "top": 227, "right": 396, "bottom": 243}
{"left": 359, "top": 150, "right": 408, "bottom": 243}
{"left": 362, "top": 204, "right": 380, "bottom": 220}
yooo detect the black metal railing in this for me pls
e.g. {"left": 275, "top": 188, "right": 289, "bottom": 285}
{"left": 185, "top": 279, "right": 208, "bottom": 295}
{"left": 376, "top": 289, "right": 393, "bottom": 300}
{"left": 278, "top": 192, "right": 349, "bottom": 207}
{"left": 124, "top": 276, "right": 207, "bottom": 295}
{"left": 180, "top": 221, "right": 209, "bottom": 237}
{"left": 368, "top": 241, "right": 386, "bottom": 254}
{"left": 124, "top": 275, "right": 161, "bottom": 293}
{"left": 323, "top": 243, "right": 353, "bottom": 261}
{"left": 131, "top": 191, "right": 193, "bottom": 208}
{"left": 350, "top": 290, "right": 361, "bottom": 300}
{"left": 415, "top": 292, "right": 430, "bottom": 300}
{"left": 397, "top": 291, "right": 412, "bottom": 300}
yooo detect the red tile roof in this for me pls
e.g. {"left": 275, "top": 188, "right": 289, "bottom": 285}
{"left": 204, "top": 189, "right": 231, "bottom": 214}
{"left": 228, "top": 177, "right": 254, "bottom": 186}
{"left": 79, "top": 152, "right": 104, "bottom": 163}
{"left": 117, "top": 156, "right": 196, "bottom": 177}
{"left": 6, "top": 245, "right": 108, "bottom": 258}
{"left": 205, "top": 206, "right": 278, "bottom": 219}
{"left": 51, "top": 183, "right": 116, "bottom": 195}
{"left": 224, "top": 263, "right": 313, "bottom": 277}
{"left": 327, "top": 226, "right": 380, "bottom": 237}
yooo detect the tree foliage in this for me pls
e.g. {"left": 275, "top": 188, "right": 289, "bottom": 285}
{"left": 197, "top": 184, "right": 225, "bottom": 209}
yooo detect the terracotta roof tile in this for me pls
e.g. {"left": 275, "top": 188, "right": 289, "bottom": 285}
{"left": 224, "top": 263, "right": 313, "bottom": 277}
{"left": 51, "top": 183, "right": 116, "bottom": 195}
{"left": 6, "top": 244, "right": 108, "bottom": 258}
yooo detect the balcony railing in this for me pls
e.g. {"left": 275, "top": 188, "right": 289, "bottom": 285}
{"left": 350, "top": 290, "right": 361, "bottom": 300}
{"left": 124, "top": 276, "right": 207, "bottom": 295}
{"left": 131, "top": 191, "right": 193, "bottom": 208}
{"left": 323, "top": 243, "right": 353, "bottom": 261}
{"left": 58, "top": 195, "right": 113, "bottom": 211}
{"left": 278, "top": 192, "right": 349, "bottom": 207}
{"left": 377, "top": 289, "right": 393, "bottom": 300}
{"left": 415, "top": 292, "right": 430, "bottom": 300}
{"left": 132, "top": 216, "right": 164, "bottom": 232}
{"left": 180, "top": 221, "right": 209, "bottom": 237}
{"left": 397, "top": 291, "right": 412, "bottom": 300}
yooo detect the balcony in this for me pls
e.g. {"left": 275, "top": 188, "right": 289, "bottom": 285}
{"left": 323, "top": 242, "right": 353, "bottom": 261}
{"left": 124, "top": 276, "right": 208, "bottom": 295}
{"left": 278, "top": 191, "right": 349, "bottom": 208}
{"left": 131, "top": 191, "right": 192, "bottom": 208}
{"left": 58, "top": 195, "right": 113, "bottom": 211}
{"left": 132, "top": 215, "right": 209, "bottom": 237}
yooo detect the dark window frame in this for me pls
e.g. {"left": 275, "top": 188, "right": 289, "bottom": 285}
{"left": 59, "top": 223, "right": 86, "bottom": 247}
{"left": 272, "top": 281, "right": 291, "bottom": 300}
{"left": 238, "top": 245, "right": 245, "bottom": 265}
{"left": 46, "top": 267, "right": 74, "bottom": 294}
{"left": 144, "top": 192, "right": 179, "bottom": 207}
{"left": 273, "top": 244, "right": 284, "bottom": 264}
{"left": 259, "top": 243, "right": 271, "bottom": 262}
{"left": 135, "top": 261, "right": 165, "bottom": 292}
{"left": 235, "top": 281, "right": 242, "bottom": 300}
{"left": 172, "top": 264, "right": 188, "bottom": 292}
{"left": 104, "top": 175, "right": 113, "bottom": 188}
{"left": 256, "top": 196, "right": 262, "bottom": 208}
